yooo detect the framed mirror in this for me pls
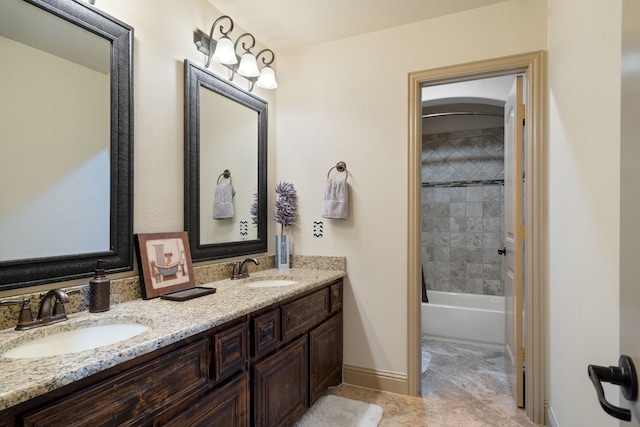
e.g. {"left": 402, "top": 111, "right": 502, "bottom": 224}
{"left": 184, "top": 60, "right": 267, "bottom": 261}
{"left": 0, "top": 0, "right": 133, "bottom": 290}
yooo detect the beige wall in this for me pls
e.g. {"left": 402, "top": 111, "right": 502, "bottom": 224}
{"left": 547, "top": 0, "right": 622, "bottom": 425}
{"left": 276, "top": 0, "right": 546, "bottom": 383}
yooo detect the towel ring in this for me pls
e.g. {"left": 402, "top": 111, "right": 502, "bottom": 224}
{"left": 327, "top": 161, "right": 348, "bottom": 181}
{"left": 217, "top": 169, "right": 232, "bottom": 185}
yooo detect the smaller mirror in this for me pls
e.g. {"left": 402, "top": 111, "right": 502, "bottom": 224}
{"left": 184, "top": 60, "right": 267, "bottom": 261}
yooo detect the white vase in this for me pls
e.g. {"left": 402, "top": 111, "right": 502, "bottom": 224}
{"left": 275, "top": 234, "right": 290, "bottom": 270}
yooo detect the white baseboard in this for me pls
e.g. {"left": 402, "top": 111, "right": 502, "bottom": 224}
{"left": 342, "top": 364, "right": 408, "bottom": 395}
{"left": 547, "top": 405, "right": 558, "bottom": 427}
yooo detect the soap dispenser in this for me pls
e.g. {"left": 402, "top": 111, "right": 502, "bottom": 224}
{"left": 89, "top": 260, "right": 110, "bottom": 313}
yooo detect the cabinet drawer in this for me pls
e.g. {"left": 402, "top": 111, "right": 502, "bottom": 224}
{"left": 281, "top": 289, "right": 329, "bottom": 342}
{"left": 212, "top": 322, "right": 248, "bottom": 384}
{"left": 329, "top": 282, "right": 343, "bottom": 313}
{"left": 167, "top": 373, "right": 249, "bottom": 427}
{"left": 23, "top": 340, "right": 209, "bottom": 427}
{"left": 252, "top": 309, "right": 280, "bottom": 359}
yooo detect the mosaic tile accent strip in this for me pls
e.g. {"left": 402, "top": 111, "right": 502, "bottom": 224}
{"left": 422, "top": 128, "right": 504, "bottom": 183}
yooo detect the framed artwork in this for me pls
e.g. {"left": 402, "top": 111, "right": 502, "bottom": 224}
{"left": 135, "top": 231, "right": 215, "bottom": 300}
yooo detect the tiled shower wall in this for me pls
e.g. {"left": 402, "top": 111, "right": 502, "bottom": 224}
{"left": 421, "top": 128, "right": 505, "bottom": 296}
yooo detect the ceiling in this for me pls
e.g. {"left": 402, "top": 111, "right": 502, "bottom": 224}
{"left": 207, "top": 0, "right": 509, "bottom": 51}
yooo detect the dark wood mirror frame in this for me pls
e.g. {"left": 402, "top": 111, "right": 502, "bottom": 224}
{"left": 184, "top": 60, "right": 267, "bottom": 261}
{"left": 1, "top": 0, "right": 134, "bottom": 290}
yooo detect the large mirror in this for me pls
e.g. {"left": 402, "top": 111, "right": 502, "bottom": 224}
{"left": 184, "top": 60, "right": 267, "bottom": 261}
{"left": 0, "top": 0, "right": 133, "bottom": 290}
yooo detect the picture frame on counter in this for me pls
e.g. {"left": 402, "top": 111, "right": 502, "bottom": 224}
{"left": 134, "top": 231, "right": 215, "bottom": 300}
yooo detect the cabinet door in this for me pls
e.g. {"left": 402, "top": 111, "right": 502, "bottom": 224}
{"left": 309, "top": 313, "right": 343, "bottom": 404}
{"left": 166, "top": 373, "right": 249, "bottom": 427}
{"left": 252, "top": 336, "right": 308, "bottom": 427}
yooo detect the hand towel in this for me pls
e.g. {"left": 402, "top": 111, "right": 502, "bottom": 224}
{"left": 213, "top": 183, "right": 235, "bottom": 219}
{"left": 322, "top": 178, "right": 348, "bottom": 219}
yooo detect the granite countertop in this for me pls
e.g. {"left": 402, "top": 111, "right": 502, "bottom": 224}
{"left": 0, "top": 268, "right": 346, "bottom": 411}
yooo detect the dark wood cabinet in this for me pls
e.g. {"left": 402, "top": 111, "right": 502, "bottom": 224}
{"left": 281, "top": 288, "right": 329, "bottom": 342}
{"left": 309, "top": 312, "right": 343, "bottom": 404}
{"left": 22, "top": 339, "right": 209, "bottom": 427}
{"left": 1, "top": 279, "right": 343, "bottom": 427}
{"left": 166, "top": 373, "right": 249, "bottom": 427}
{"left": 252, "top": 336, "right": 309, "bottom": 427}
{"left": 251, "top": 280, "right": 343, "bottom": 427}
{"left": 330, "top": 282, "right": 342, "bottom": 313}
{"left": 251, "top": 309, "right": 280, "bottom": 359}
{"left": 211, "top": 320, "right": 248, "bottom": 384}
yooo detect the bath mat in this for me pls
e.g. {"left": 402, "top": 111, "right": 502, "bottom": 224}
{"left": 294, "top": 395, "right": 383, "bottom": 427}
{"left": 422, "top": 350, "right": 432, "bottom": 374}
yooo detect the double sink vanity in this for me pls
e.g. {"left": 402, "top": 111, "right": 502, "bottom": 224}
{"left": 0, "top": 268, "right": 345, "bottom": 426}
{"left": 1, "top": 2, "right": 345, "bottom": 425}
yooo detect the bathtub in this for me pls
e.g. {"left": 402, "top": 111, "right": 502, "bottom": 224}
{"left": 421, "top": 291, "right": 505, "bottom": 347}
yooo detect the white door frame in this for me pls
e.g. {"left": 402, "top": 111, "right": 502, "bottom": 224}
{"left": 407, "top": 51, "right": 548, "bottom": 424}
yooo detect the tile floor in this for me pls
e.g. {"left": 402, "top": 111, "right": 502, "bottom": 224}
{"left": 326, "top": 338, "right": 540, "bottom": 426}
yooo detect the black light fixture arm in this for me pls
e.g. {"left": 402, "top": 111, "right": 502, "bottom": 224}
{"left": 256, "top": 49, "right": 275, "bottom": 67}
{"left": 235, "top": 33, "right": 256, "bottom": 53}
{"left": 205, "top": 15, "right": 234, "bottom": 68}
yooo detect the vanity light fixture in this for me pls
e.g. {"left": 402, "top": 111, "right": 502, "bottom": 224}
{"left": 255, "top": 49, "right": 278, "bottom": 89}
{"left": 194, "top": 15, "right": 278, "bottom": 91}
{"left": 235, "top": 33, "right": 260, "bottom": 78}
{"left": 205, "top": 15, "right": 237, "bottom": 66}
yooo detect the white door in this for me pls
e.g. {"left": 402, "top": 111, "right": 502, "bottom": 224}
{"left": 618, "top": 0, "right": 640, "bottom": 424}
{"left": 587, "top": 1, "right": 640, "bottom": 424}
{"left": 504, "top": 75, "right": 525, "bottom": 408}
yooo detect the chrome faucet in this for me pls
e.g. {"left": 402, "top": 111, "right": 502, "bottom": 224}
{"left": 0, "top": 289, "right": 70, "bottom": 331}
{"left": 231, "top": 258, "right": 260, "bottom": 280}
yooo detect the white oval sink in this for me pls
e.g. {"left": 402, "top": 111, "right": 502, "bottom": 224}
{"left": 2, "top": 323, "right": 149, "bottom": 359}
{"left": 246, "top": 280, "right": 298, "bottom": 288}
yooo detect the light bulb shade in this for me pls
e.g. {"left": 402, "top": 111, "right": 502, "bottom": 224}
{"left": 237, "top": 53, "right": 260, "bottom": 77}
{"left": 256, "top": 66, "right": 278, "bottom": 89}
{"left": 211, "top": 36, "right": 237, "bottom": 65}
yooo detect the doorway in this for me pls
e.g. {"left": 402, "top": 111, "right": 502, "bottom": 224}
{"left": 406, "top": 51, "right": 548, "bottom": 425}
{"left": 420, "top": 73, "right": 524, "bottom": 408}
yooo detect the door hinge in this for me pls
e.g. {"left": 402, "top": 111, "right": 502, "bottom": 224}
{"left": 517, "top": 104, "right": 525, "bottom": 121}
{"left": 518, "top": 347, "right": 526, "bottom": 363}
